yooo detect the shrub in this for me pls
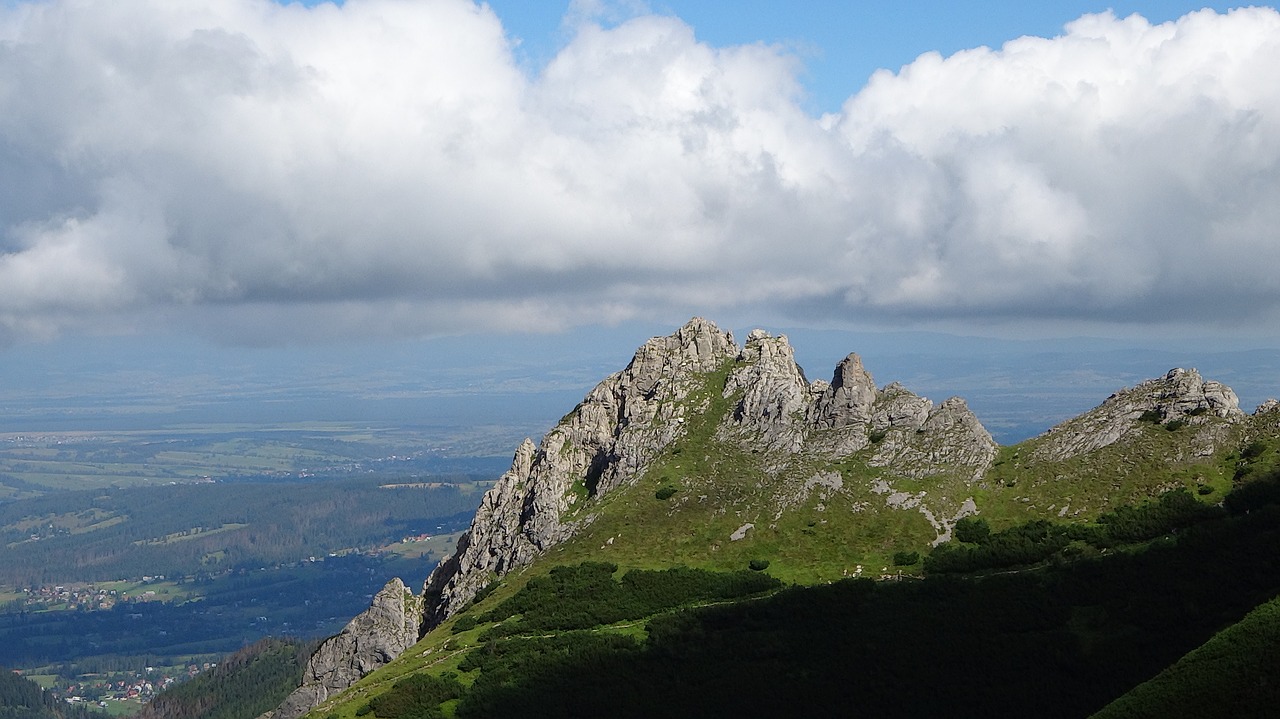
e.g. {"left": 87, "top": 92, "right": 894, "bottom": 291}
{"left": 1165, "top": 419, "right": 1187, "bottom": 431}
{"left": 471, "top": 580, "right": 499, "bottom": 606}
{"left": 893, "top": 551, "right": 920, "bottom": 566}
{"left": 749, "top": 559, "right": 771, "bottom": 571}
{"left": 1096, "top": 488, "right": 1219, "bottom": 543}
{"left": 655, "top": 486, "right": 677, "bottom": 500}
{"left": 366, "top": 673, "right": 465, "bottom": 719}
{"left": 480, "top": 563, "right": 780, "bottom": 635}
{"left": 954, "top": 517, "right": 991, "bottom": 544}
{"left": 868, "top": 429, "right": 887, "bottom": 444}
{"left": 451, "top": 614, "right": 479, "bottom": 634}
{"left": 1225, "top": 471, "right": 1280, "bottom": 514}
{"left": 1138, "top": 409, "right": 1165, "bottom": 423}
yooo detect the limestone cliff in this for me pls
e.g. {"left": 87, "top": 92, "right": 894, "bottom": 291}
{"left": 421, "top": 317, "right": 740, "bottom": 627}
{"left": 268, "top": 579, "right": 422, "bottom": 719}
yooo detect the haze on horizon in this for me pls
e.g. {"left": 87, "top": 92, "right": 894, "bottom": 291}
{"left": 0, "top": 0, "right": 1277, "bottom": 351}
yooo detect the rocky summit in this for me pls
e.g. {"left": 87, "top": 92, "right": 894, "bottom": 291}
{"left": 271, "top": 318, "right": 1277, "bottom": 719}
{"left": 422, "top": 318, "right": 998, "bottom": 627}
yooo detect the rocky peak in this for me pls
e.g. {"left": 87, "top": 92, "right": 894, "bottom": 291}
{"left": 1155, "top": 368, "right": 1241, "bottom": 418}
{"left": 626, "top": 317, "right": 738, "bottom": 397}
{"left": 1032, "top": 367, "right": 1245, "bottom": 461}
{"left": 421, "top": 318, "right": 739, "bottom": 627}
{"left": 672, "top": 316, "right": 739, "bottom": 371}
{"left": 269, "top": 579, "right": 422, "bottom": 719}
{"left": 810, "top": 353, "right": 878, "bottom": 430}
{"left": 722, "top": 330, "right": 812, "bottom": 452}
{"left": 870, "top": 382, "right": 933, "bottom": 431}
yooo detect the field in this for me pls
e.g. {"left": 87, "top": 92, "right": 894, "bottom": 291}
{"left": 0, "top": 422, "right": 512, "bottom": 711}
{"left": 0, "top": 422, "right": 521, "bottom": 499}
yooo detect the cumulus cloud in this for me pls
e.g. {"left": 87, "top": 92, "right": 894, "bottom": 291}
{"left": 0, "top": 0, "right": 1278, "bottom": 343}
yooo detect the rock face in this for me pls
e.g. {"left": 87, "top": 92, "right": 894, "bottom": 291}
{"left": 810, "top": 353, "right": 878, "bottom": 430}
{"left": 1032, "top": 368, "right": 1245, "bottom": 461}
{"left": 421, "top": 317, "right": 740, "bottom": 627}
{"left": 270, "top": 579, "right": 423, "bottom": 719}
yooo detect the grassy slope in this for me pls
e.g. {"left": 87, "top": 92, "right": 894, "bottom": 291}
{"left": 1091, "top": 594, "right": 1280, "bottom": 719}
{"left": 546, "top": 359, "right": 1259, "bottom": 583}
{"left": 318, "top": 482, "right": 1280, "bottom": 718}
{"left": 978, "top": 421, "right": 1241, "bottom": 525}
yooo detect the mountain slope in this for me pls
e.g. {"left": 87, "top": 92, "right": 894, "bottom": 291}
{"left": 0, "top": 670, "right": 102, "bottom": 719}
{"left": 1091, "top": 593, "right": 1280, "bottom": 719}
{"left": 274, "top": 318, "right": 1280, "bottom": 719}
{"left": 138, "top": 638, "right": 313, "bottom": 719}
{"left": 311, "top": 472, "right": 1280, "bottom": 718}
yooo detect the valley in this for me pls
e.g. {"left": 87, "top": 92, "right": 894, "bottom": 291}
{"left": 0, "top": 425, "right": 506, "bottom": 714}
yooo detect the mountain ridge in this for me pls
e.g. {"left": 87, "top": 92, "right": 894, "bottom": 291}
{"left": 270, "top": 317, "right": 1277, "bottom": 719}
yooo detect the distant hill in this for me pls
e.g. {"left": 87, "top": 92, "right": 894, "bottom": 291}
{"left": 255, "top": 319, "right": 1280, "bottom": 719}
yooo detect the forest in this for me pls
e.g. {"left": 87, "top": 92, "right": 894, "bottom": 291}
{"left": 134, "top": 638, "right": 316, "bottom": 719}
{"left": 0, "top": 670, "right": 103, "bottom": 719}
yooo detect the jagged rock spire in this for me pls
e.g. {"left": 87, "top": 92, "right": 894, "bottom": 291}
{"left": 421, "top": 318, "right": 739, "bottom": 627}
{"left": 810, "top": 353, "right": 878, "bottom": 429}
{"left": 269, "top": 579, "right": 422, "bottom": 719}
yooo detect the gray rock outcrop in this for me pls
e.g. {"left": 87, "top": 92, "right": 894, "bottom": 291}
{"left": 421, "top": 317, "right": 740, "bottom": 627}
{"left": 810, "top": 353, "right": 878, "bottom": 430}
{"left": 723, "top": 329, "right": 813, "bottom": 453}
{"left": 869, "top": 395, "right": 997, "bottom": 481}
{"left": 1032, "top": 367, "right": 1245, "bottom": 461}
{"left": 271, "top": 578, "right": 423, "bottom": 719}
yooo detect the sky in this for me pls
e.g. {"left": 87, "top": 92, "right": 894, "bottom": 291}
{"left": 0, "top": 1, "right": 1278, "bottom": 442}
{"left": 1, "top": 0, "right": 1278, "bottom": 348}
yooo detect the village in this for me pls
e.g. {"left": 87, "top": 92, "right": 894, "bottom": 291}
{"left": 54, "top": 663, "right": 212, "bottom": 708}
{"left": 8, "top": 579, "right": 175, "bottom": 613}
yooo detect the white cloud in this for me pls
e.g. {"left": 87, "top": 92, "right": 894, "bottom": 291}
{"left": 1, "top": 1, "right": 1278, "bottom": 344}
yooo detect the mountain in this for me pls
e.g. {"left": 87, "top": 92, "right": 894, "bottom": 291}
{"left": 267, "top": 318, "right": 1280, "bottom": 718}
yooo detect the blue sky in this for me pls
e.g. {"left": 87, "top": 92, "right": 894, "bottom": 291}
{"left": 0, "top": 0, "right": 1278, "bottom": 439}
{"left": 475, "top": 1, "right": 1245, "bottom": 113}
